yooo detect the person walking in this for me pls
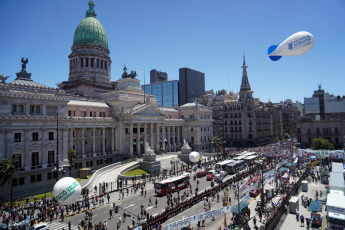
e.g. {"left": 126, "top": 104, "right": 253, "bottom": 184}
{"left": 68, "top": 221, "right": 71, "bottom": 230}
{"left": 300, "top": 214, "right": 304, "bottom": 227}
{"left": 149, "top": 196, "right": 153, "bottom": 206}
{"left": 155, "top": 198, "right": 158, "bottom": 208}
{"left": 253, "top": 216, "right": 257, "bottom": 226}
{"left": 296, "top": 208, "right": 299, "bottom": 221}
{"left": 109, "top": 208, "right": 113, "bottom": 219}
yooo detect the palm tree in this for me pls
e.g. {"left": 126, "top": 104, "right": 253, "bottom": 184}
{"left": 68, "top": 149, "right": 77, "bottom": 176}
{"left": 211, "top": 136, "right": 222, "bottom": 160}
{"left": 0, "top": 156, "right": 18, "bottom": 203}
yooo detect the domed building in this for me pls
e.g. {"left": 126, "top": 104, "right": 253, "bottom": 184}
{"left": 60, "top": 0, "right": 116, "bottom": 97}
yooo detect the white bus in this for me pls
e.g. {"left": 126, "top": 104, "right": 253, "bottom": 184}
{"left": 233, "top": 155, "right": 247, "bottom": 161}
{"left": 215, "top": 159, "right": 234, "bottom": 172}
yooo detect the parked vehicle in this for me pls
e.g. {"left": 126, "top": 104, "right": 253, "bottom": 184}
{"left": 214, "top": 173, "right": 225, "bottom": 182}
{"left": 207, "top": 174, "right": 214, "bottom": 181}
{"left": 249, "top": 189, "right": 260, "bottom": 197}
{"left": 207, "top": 170, "right": 216, "bottom": 176}
{"left": 196, "top": 171, "right": 207, "bottom": 178}
{"left": 29, "top": 223, "right": 50, "bottom": 230}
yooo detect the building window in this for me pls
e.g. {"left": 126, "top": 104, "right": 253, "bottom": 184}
{"left": 48, "top": 151, "right": 55, "bottom": 165}
{"left": 316, "top": 128, "right": 320, "bottom": 134}
{"left": 91, "top": 58, "right": 94, "bottom": 67}
{"left": 47, "top": 172, "right": 52, "bottom": 180}
{"left": 37, "top": 174, "right": 42, "bottom": 182}
{"left": 90, "top": 161, "right": 93, "bottom": 166}
{"left": 19, "top": 177, "right": 24, "bottom": 185}
{"left": 336, "top": 137, "right": 339, "bottom": 144}
{"left": 13, "top": 178, "right": 18, "bottom": 187}
{"left": 90, "top": 112, "right": 93, "bottom": 117}
{"left": 14, "top": 133, "right": 21, "bottom": 142}
{"left": 85, "top": 58, "right": 89, "bottom": 67}
{"left": 12, "top": 104, "right": 24, "bottom": 114}
{"left": 97, "top": 59, "right": 99, "bottom": 68}
{"left": 31, "top": 152, "right": 39, "bottom": 167}
{"left": 13, "top": 154, "right": 22, "bottom": 169}
{"left": 49, "top": 132, "right": 54, "bottom": 140}
{"left": 86, "top": 161, "right": 89, "bottom": 167}
{"left": 79, "top": 162, "right": 82, "bottom": 168}
{"left": 191, "top": 136, "right": 194, "bottom": 144}
{"left": 30, "top": 105, "right": 42, "bottom": 115}
{"left": 31, "top": 175, "right": 36, "bottom": 183}
{"left": 68, "top": 111, "right": 72, "bottom": 116}
{"left": 191, "top": 127, "right": 193, "bottom": 132}
{"left": 335, "top": 128, "right": 339, "bottom": 134}
{"left": 101, "top": 60, "right": 103, "bottom": 69}
{"left": 32, "top": 132, "right": 38, "bottom": 141}
{"left": 81, "top": 58, "right": 84, "bottom": 67}
{"left": 308, "top": 137, "right": 312, "bottom": 143}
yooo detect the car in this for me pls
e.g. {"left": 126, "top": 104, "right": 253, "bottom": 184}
{"left": 220, "top": 171, "right": 228, "bottom": 177}
{"left": 196, "top": 171, "right": 206, "bottom": 178}
{"left": 207, "top": 170, "right": 216, "bottom": 176}
{"left": 205, "top": 167, "right": 213, "bottom": 172}
{"left": 249, "top": 189, "right": 260, "bottom": 197}
{"left": 29, "top": 223, "right": 50, "bottom": 230}
{"left": 182, "top": 172, "right": 191, "bottom": 178}
{"left": 214, "top": 173, "right": 225, "bottom": 182}
{"left": 207, "top": 174, "right": 213, "bottom": 181}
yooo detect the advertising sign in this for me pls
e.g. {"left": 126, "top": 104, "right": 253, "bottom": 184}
{"left": 197, "top": 206, "right": 231, "bottom": 221}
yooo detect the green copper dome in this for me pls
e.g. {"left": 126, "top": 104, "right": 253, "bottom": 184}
{"left": 73, "top": 0, "right": 108, "bottom": 49}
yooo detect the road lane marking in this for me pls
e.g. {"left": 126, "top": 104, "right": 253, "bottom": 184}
{"left": 124, "top": 204, "right": 135, "bottom": 209}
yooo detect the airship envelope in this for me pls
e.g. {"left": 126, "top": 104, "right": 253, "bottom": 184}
{"left": 268, "top": 31, "right": 314, "bottom": 61}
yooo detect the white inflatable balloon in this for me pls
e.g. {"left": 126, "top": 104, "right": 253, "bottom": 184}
{"left": 53, "top": 177, "right": 81, "bottom": 205}
{"left": 268, "top": 31, "right": 314, "bottom": 61}
{"left": 189, "top": 151, "right": 200, "bottom": 163}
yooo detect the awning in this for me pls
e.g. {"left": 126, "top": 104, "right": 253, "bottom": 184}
{"left": 285, "top": 163, "right": 293, "bottom": 167}
{"left": 309, "top": 200, "right": 322, "bottom": 212}
{"left": 329, "top": 212, "right": 345, "bottom": 221}
{"left": 310, "top": 156, "right": 317, "bottom": 160}
{"left": 231, "top": 201, "right": 250, "bottom": 214}
{"left": 264, "top": 184, "right": 275, "bottom": 190}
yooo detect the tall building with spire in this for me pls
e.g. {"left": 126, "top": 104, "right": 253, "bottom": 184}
{"left": 222, "top": 57, "right": 274, "bottom": 144}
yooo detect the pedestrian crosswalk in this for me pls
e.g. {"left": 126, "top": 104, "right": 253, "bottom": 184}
{"left": 49, "top": 222, "right": 79, "bottom": 230}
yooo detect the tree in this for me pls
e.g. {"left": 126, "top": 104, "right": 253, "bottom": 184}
{"left": 211, "top": 136, "right": 223, "bottom": 160}
{"left": 68, "top": 149, "right": 77, "bottom": 176}
{"left": 0, "top": 156, "right": 18, "bottom": 203}
{"left": 311, "top": 137, "right": 334, "bottom": 150}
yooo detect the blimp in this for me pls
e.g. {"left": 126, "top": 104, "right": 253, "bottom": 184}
{"left": 268, "top": 31, "right": 314, "bottom": 61}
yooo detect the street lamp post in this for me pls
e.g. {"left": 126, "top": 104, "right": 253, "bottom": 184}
{"left": 260, "top": 163, "right": 265, "bottom": 210}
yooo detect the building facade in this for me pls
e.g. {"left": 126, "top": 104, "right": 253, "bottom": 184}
{"left": 0, "top": 0, "right": 213, "bottom": 201}
{"left": 296, "top": 86, "right": 345, "bottom": 148}
{"left": 150, "top": 69, "right": 168, "bottom": 84}
{"left": 223, "top": 58, "right": 274, "bottom": 144}
{"left": 142, "top": 80, "right": 179, "bottom": 107}
{"left": 179, "top": 68, "right": 205, "bottom": 105}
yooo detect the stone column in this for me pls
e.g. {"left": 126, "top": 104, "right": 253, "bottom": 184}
{"left": 81, "top": 128, "right": 85, "bottom": 156}
{"left": 143, "top": 123, "right": 147, "bottom": 149}
{"left": 177, "top": 126, "right": 180, "bottom": 146}
{"left": 69, "top": 128, "right": 73, "bottom": 150}
{"left": 162, "top": 124, "right": 166, "bottom": 151}
{"left": 41, "top": 129, "right": 47, "bottom": 166}
{"left": 102, "top": 127, "right": 106, "bottom": 154}
{"left": 0, "top": 129, "right": 5, "bottom": 159}
{"left": 24, "top": 129, "right": 30, "bottom": 170}
{"left": 137, "top": 123, "right": 140, "bottom": 154}
{"left": 150, "top": 123, "right": 154, "bottom": 150}
{"left": 93, "top": 128, "right": 96, "bottom": 156}
{"left": 62, "top": 128, "right": 68, "bottom": 161}
{"left": 156, "top": 123, "right": 160, "bottom": 152}
{"left": 111, "top": 127, "right": 115, "bottom": 153}
{"left": 172, "top": 125, "right": 176, "bottom": 146}
{"left": 5, "top": 130, "right": 12, "bottom": 160}
{"left": 129, "top": 123, "right": 133, "bottom": 156}
{"left": 167, "top": 125, "right": 171, "bottom": 148}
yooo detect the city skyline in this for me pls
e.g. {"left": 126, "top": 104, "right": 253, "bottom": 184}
{"left": 1, "top": 0, "right": 344, "bottom": 103}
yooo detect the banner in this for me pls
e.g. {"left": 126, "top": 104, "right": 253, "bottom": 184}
{"left": 263, "top": 169, "right": 275, "bottom": 180}
{"left": 163, "top": 215, "right": 197, "bottom": 230}
{"left": 239, "top": 180, "right": 250, "bottom": 194}
{"left": 249, "top": 174, "right": 261, "bottom": 184}
{"left": 240, "top": 182, "right": 258, "bottom": 197}
{"left": 276, "top": 162, "right": 283, "bottom": 170}
{"left": 134, "top": 227, "right": 142, "bottom": 230}
{"left": 264, "top": 175, "right": 276, "bottom": 187}
{"left": 197, "top": 206, "right": 231, "bottom": 221}
{"left": 240, "top": 194, "right": 250, "bottom": 204}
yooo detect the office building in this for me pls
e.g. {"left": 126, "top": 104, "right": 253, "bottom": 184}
{"left": 142, "top": 80, "right": 179, "bottom": 107}
{"left": 150, "top": 69, "right": 168, "bottom": 83}
{"left": 179, "top": 68, "right": 205, "bottom": 105}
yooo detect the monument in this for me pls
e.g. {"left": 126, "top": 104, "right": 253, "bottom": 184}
{"left": 178, "top": 139, "right": 193, "bottom": 163}
{"left": 139, "top": 142, "right": 160, "bottom": 174}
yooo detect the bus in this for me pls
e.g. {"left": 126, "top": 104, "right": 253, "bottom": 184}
{"left": 215, "top": 160, "right": 234, "bottom": 172}
{"left": 243, "top": 152, "right": 257, "bottom": 157}
{"left": 233, "top": 155, "right": 247, "bottom": 161}
{"left": 226, "top": 160, "right": 246, "bottom": 174}
{"left": 154, "top": 176, "right": 189, "bottom": 195}
{"left": 244, "top": 155, "right": 258, "bottom": 166}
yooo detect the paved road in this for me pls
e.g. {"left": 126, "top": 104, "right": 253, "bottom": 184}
{"left": 49, "top": 168, "right": 249, "bottom": 230}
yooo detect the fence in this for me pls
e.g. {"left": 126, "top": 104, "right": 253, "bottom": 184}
{"left": 265, "top": 170, "right": 308, "bottom": 230}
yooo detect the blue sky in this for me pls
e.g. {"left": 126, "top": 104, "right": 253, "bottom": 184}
{"left": 1, "top": 0, "right": 344, "bottom": 103}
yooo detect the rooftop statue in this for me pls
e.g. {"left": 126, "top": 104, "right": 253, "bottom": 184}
{"left": 182, "top": 139, "right": 191, "bottom": 149}
{"left": 21, "top": 57, "right": 28, "bottom": 72}
{"left": 121, "top": 65, "right": 137, "bottom": 79}
{"left": 0, "top": 74, "right": 10, "bottom": 84}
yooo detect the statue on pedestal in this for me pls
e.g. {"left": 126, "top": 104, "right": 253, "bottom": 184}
{"left": 145, "top": 141, "right": 152, "bottom": 153}
{"left": 21, "top": 57, "right": 28, "bottom": 72}
{"left": 182, "top": 139, "right": 191, "bottom": 149}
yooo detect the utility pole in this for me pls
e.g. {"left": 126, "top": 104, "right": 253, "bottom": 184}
{"left": 56, "top": 110, "right": 59, "bottom": 182}
{"left": 260, "top": 163, "right": 265, "bottom": 210}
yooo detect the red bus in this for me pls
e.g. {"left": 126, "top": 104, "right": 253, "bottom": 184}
{"left": 154, "top": 176, "right": 189, "bottom": 195}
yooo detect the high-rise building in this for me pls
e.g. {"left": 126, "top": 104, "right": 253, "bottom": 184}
{"left": 150, "top": 69, "right": 168, "bottom": 83}
{"left": 179, "top": 68, "right": 205, "bottom": 105}
{"left": 142, "top": 80, "right": 179, "bottom": 107}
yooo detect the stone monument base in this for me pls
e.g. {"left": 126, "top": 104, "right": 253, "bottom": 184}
{"left": 139, "top": 161, "right": 160, "bottom": 174}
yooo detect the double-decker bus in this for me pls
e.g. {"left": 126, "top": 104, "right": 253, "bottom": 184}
{"left": 154, "top": 176, "right": 189, "bottom": 195}
{"left": 226, "top": 160, "right": 245, "bottom": 174}
{"left": 215, "top": 160, "right": 234, "bottom": 172}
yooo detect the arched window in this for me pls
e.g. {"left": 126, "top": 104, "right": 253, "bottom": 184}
{"left": 81, "top": 58, "right": 84, "bottom": 67}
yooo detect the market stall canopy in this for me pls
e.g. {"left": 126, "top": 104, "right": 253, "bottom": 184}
{"left": 309, "top": 200, "right": 322, "bottom": 212}
{"left": 264, "top": 184, "right": 275, "bottom": 190}
{"left": 231, "top": 202, "right": 250, "bottom": 214}
{"left": 279, "top": 167, "right": 288, "bottom": 172}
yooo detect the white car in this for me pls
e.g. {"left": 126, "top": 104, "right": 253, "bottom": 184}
{"left": 214, "top": 173, "right": 225, "bottom": 182}
{"left": 29, "top": 223, "right": 50, "bottom": 230}
{"left": 220, "top": 171, "right": 228, "bottom": 177}
{"left": 182, "top": 172, "right": 191, "bottom": 178}
{"left": 207, "top": 170, "right": 216, "bottom": 176}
